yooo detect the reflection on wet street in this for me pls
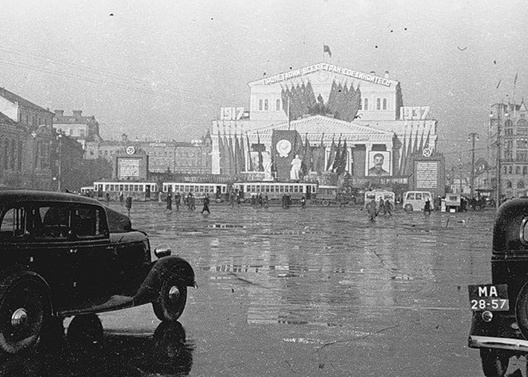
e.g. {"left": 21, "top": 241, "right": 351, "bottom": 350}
{"left": 0, "top": 202, "right": 515, "bottom": 376}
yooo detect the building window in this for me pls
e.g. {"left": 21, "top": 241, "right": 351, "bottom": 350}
{"left": 359, "top": 99, "right": 362, "bottom": 110}
{"left": 383, "top": 98, "right": 387, "bottom": 110}
{"left": 506, "top": 180, "right": 512, "bottom": 188}
{"left": 264, "top": 99, "right": 269, "bottom": 111}
{"left": 364, "top": 98, "right": 369, "bottom": 110}
{"left": 259, "top": 99, "right": 263, "bottom": 111}
{"left": 524, "top": 166, "right": 528, "bottom": 175}
{"left": 376, "top": 98, "right": 381, "bottom": 110}
{"left": 516, "top": 166, "right": 521, "bottom": 175}
{"left": 509, "top": 166, "right": 513, "bottom": 174}
{"left": 276, "top": 99, "right": 280, "bottom": 111}
{"left": 518, "top": 180, "right": 525, "bottom": 189}
{"left": 504, "top": 166, "right": 508, "bottom": 174}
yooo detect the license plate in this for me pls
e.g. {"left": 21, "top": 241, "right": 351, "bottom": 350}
{"left": 468, "top": 284, "right": 509, "bottom": 311}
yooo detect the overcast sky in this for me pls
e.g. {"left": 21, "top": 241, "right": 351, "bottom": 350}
{"left": 2, "top": 0, "right": 527, "bottom": 166}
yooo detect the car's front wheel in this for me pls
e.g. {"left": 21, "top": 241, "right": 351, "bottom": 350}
{"left": 152, "top": 275, "right": 188, "bottom": 322}
{"left": 479, "top": 348, "right": 509, "bottom": 377}
{"left": 0, "top": 273, "right": 49, "bottom": 354}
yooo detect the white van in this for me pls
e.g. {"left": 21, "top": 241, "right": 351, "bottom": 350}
{"left": 364, "top": 190, "right": 395, "bottom": 210}
{"left": 403, "top": 191, "right": 433, "bottom": 212}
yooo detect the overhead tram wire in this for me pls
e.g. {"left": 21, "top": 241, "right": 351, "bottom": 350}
{"left": 0, "top": 45, "right": 229, "bottom": 102}
{"left": 0, "top": 55, "right": 228, "bottom": 107}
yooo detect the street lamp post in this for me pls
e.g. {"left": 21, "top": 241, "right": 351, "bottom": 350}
{"left": 468, "top": 132, "right": 479, "bottom": 200}
{"left": 491, "top": 105, "right": 509, "bottom": 209}
{"left": 57, "top": 133, "right": 63, "bottom": 192}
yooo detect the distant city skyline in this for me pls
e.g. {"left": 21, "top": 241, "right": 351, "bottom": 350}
{"left": 2, "top": 0, "right": 527, "bottom": 168}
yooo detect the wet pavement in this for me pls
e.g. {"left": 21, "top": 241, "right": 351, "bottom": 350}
{"left": 2, "top": 201, "right": 525, "bottom": 376}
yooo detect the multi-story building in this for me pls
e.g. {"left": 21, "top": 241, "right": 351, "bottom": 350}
{"left": 489, "top": 101, "right": 528, "bottom": 199}
{"left": 85, "top": 132, "right": 212, "bottom": 177}
{"left": 0, "top": 87, "right": 84, "bottom": 190}
{"left": 52, "top": 110, "right": 102, "bottom": 149}
{"left": 211, "top": 62, "right": 443, "bottom": 195}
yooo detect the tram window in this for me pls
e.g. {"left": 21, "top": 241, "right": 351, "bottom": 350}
{"left": 256, "top": 186, "right": 260, "bottom": 193}
{"left": 124, "top": 185, "right": 128, "bottom": 192}
{"left": 280, "top": 185, "right": 284, "bottom": 192}
{"left": 119, "top": 185, "right": 123, "bottom": 191}
{"left": 133, "top": 185, "right": 138, "bottom": 191}
{"left": 300, "top": 186, "right": 304, "bottom": 193}
{"left": 265, "top": 186, "right": 269, "bottom": 192}
{"left": 294, "top": 186, "right": 298, "bottom": 193}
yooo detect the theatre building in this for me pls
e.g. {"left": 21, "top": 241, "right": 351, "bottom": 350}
{"left": 211, "top": 63, "right": 444, "bottom": 196}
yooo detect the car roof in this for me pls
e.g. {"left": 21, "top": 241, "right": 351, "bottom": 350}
{"left": 0, "top": 189, "right": 102, "bottom": 207}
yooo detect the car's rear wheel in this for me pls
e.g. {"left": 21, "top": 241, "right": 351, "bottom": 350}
{"left": 67, "top": 314, "right": 103, "bottom": 346}
{"left": 153, "top": 275, "right": 188, "bottom": 322}
{"left": 0, "top": 274, "right": 48, "bottom": 354}
{"left": 479, "top": 348, "right": 509, "bottom": 377}
{"left": 404, "top": 204, "right": 413, "bottom": 212}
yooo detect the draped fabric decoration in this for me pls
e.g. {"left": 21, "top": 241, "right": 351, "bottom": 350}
{"left": 331, "top": 135, "right": 342, "bottom": 172}
{"left": 217, "top": 126, "right": 224, "bottom": 175}
{"left": 246, "top": 132, "right": 253, "bottom": 172}
{"left": 336, "top": 138, "right": 348, "bottom": 176}
{"left": 280, "top": 79, "right": 361, "bottom": 121}
{"left": 326, "top": 135, "right": 336, "bottom": 171}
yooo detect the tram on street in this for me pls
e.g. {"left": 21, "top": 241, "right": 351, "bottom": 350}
{"left": 93, "top": 181, "right": 159, "bottom": 201}
{"left": 162, "top": 182, "right": 229, "bottom": 201}
{"left": 232, "top": 181, "right": 317, "bottom": 203}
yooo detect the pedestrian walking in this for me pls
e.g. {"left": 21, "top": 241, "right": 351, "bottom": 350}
{"left": 105, "top": 192, "right": 110, "bottom": 203}
{"left": 125, "top": 196, "right": 132, "bottom": 216}
{"left": 263, "top": 194, "right": 269, "bottom": 208}
{"left": 377, "top": 198, "right": 385, "bottom": 216}
{"left": 166, "top": 192, "right": 172, "bottom": 211}
{"left": 201, "top": 195, "right": 211, "bottom": 214}
{"left": 119, "top": 191, "right": 124, "bottom": 204}
{"left": 367, "top": 198, "right": 377, "bottom": 221}
{"left": 175, "top": 192, "right": 181, "bottom": 211}
{"left": 188, "top": 193, "right": 196, "bottom": 211}
{"left": 424, "top": 199, "right": 432, "bottom": 215}
{"left": 300, "top": 195, "right": 306, "bottom": 209}
{"left": 385, "top": 199, "right": 393, "bottom": 217}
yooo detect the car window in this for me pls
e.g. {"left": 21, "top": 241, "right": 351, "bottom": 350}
{"left": 407, "top": 193, "right": 415, "bottom": 200}
{"left": 72, "top": 205, "right": 105, "bottom": 238}
{"left": 416, "top": 193, "right": 422, "bottom": 200}
{"left": 0, "top": 207, "right": 28, "bottom": 238}
{"left": 40, "top": 205, "right": 70, "bottom": 238}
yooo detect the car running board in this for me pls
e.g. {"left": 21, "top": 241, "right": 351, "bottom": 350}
{"left": 57, "top": 295, "right": 135, "bottom": 317}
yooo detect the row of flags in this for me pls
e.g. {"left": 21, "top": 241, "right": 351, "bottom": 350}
{"left": 216, "top": 127, "right": 352, "bottom": 177}
{"left": 299, "top": 133, "right": 349, "bottom": 176}
{"left": 280, "top": 79, "right": 361, "bottom": 122}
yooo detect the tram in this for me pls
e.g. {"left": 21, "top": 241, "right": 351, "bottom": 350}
{"left": 162, "top": 182, "right": 229, "bottom": 201}
{"left": 311, "top": 185, "right": 357, "bottom": 207}
{"left": 232, "top": 181, "right": 317, "bottom": 203}
{"left": 93, "top": 181, "right": 159, "bottom": 201}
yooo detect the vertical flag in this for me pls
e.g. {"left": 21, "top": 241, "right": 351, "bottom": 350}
{"left": 323, "top": 45, "right": 332, "bottom": 57}
{"left": 246, "top": 132, "right": 253, "bottom": 171}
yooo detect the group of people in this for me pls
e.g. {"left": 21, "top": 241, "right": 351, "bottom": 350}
{"left": 367, "top": 198, "right": 394, "bottom": 221}
{"left": 165, "top": 192, "right": 210, "bottom": 214}
{"left": 250, "top": 193, "right": 269, "bottom": 208}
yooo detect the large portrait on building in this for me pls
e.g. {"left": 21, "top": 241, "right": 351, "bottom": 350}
{"left": 367, "top": 151, "right": 390, "bottom": 176}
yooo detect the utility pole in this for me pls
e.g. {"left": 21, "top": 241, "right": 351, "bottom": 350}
{"left": 468, "top": 132, "right": 479, "bottom": 200}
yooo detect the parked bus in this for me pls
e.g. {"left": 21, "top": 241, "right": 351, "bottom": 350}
{"left": 232, "top": 181, "right": 317, "bottom": 203}
{"left": 93, "top": 181, "right": 159, "bottom": 201}
{"left": 80, "top": 186, "right": 94, "bottom": 197}
{"left": 162, "top": 182, "right": 229, "bottom": 201}
{"left": 311, "top": 185, "right": 357, "bottom": 207}
{"left": 364, "top": 189, "right": 395, "bottom": 210}
{"left": 403, "top": 190, "right": 433, "bottom": 212}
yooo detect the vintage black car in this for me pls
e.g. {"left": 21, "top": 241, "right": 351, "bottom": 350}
{"left": 468, "top": 197, "right": 528, "bottom": 376}
{"left": 0, "top": 190, "right": 195, "bottom": 355}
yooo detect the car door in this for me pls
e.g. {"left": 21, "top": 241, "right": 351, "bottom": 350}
{"left": 33, "top": 203, "right": 113, "bottom": 308}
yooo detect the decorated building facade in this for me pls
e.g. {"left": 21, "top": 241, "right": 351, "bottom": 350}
{"left": 211, "top": 62, "right": 442, "bottom": 195}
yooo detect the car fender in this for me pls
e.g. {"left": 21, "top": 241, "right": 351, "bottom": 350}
{"left": 0, "top": 267, "right": 52, "bottom": 314}
{"left": 133, "top": 256, "right": 195, "bottom": 306}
